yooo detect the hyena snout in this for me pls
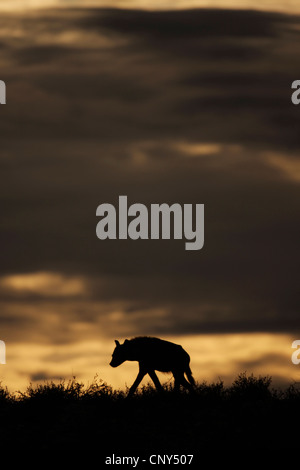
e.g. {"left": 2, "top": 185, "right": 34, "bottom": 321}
{"left": 110, "top": 339, "right": 127, "bottom": 368}
{"left": 109, "top": 358, "right": 119, "bottom": 368}
{"left": 110, "top": 355, "right": 126, "bottom": 368}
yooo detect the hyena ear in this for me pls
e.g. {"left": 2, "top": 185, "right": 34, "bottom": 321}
{"left": 124, "top": 339, "right": 129, "bottom": 344}
{"left": 115, "top": 340, "right": 120, "bottom": 347}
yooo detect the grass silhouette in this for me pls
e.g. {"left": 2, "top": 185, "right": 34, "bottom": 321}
{"left": 0, "top": 373, "right": 299, "bottom": 449}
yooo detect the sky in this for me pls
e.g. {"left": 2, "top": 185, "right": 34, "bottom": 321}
{"left": 1, "top": 0, "right": 300, "bottom": 14}
{"left": 0, "top": 2, "right": 300, "bottom": 392}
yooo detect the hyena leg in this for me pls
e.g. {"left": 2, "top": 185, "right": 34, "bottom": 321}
{"left": 148, "top": 370, "right": 163, "bottom": 392}
{"left": 173, "top": 373, "right": 181, "bottom": 392}
{"left": 128, "top": 370, "right": 146, "bottom": 397}
{"left": 174, "top": 372, "right": 194, "bottom": 392}
{"left": 181, "top": 373, "right": 195, "bottom": 392}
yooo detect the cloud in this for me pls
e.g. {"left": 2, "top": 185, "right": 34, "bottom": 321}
{"left": 0, "top": 272, "right": 88, "bottom": 297}
{"left": 1, "top": 1, "right": 300, "bottom": 14}
{"left": 0, "top": 139, "right": 299, "bottom": 337}
{"left": 0, "top": 8, "right": 299, "bottom": 149}
{"left": 173, "top": 142, "right": 223, "bottom": 156}
{"left": 0, "top": 7, "right": 299, "bottom": 353}
{"left": 264, "top": 151, "right": 300, "bottom": 182}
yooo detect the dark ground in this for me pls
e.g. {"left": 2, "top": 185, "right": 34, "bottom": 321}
{"left": 0, "top": 373, "right": 299, "bottom": 453}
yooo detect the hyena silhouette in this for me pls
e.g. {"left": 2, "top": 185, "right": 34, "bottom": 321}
{"left": 110, "top": 336, "right": 195, "bottom": 396}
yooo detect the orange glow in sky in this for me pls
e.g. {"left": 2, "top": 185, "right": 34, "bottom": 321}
{"left": 1, "top": 332, "right": 298, "bottom": 393}
{"left": 0, "top": 0, "right": 300, "bottom": 14}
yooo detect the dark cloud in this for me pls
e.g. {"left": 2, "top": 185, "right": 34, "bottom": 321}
{"left": 0, "top": 7, "right": 299, "bottom": 341}
{"left": 13, "top": 45, "right": 78, "bottom": 65}
{"left": 79, "top": 8, "right": 288, "bottom": 39}
{"left": 1, "top": 8, "right": 300, "bottom": 147}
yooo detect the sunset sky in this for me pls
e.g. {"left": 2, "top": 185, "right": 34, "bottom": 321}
{"left": 0, "top": 1, "right": 299, "bottom": 392}
{"left": 1, "top": 1, "right": 300, "bottom": 14}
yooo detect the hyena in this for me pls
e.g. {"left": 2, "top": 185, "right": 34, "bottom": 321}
{"left": 110, "top": 336, "right": 195, "bottom": 396}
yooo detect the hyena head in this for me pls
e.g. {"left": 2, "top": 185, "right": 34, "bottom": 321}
{"left": 110, "top": 339, "right": 129, "bottom": 368}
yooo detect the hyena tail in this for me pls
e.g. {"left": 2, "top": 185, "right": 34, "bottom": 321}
{"left": 185, "top": 365, "right": 195, "bottom": 386}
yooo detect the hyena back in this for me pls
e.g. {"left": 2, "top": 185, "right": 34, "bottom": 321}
{"left": 110, "top": 336, "right": 195, "bottom": 396}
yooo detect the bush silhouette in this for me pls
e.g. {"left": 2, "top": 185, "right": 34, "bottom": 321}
{"left": 229, "top": 372, "right": 272, "bottom": 401}
{"left": 0, "top": 382, "right": 12, "bottom": 404}
{"left": 0, "top": 373, "right": 299, "bottom": 449}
